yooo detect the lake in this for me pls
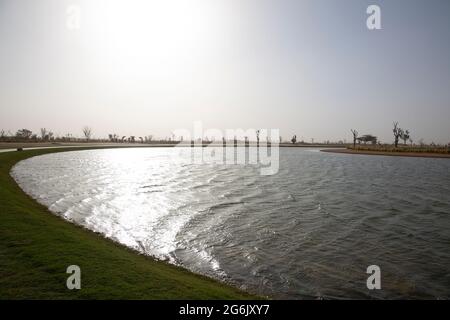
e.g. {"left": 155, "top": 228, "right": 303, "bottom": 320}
{"left": 11, "top": 147, "right": 450, "bottom": 299}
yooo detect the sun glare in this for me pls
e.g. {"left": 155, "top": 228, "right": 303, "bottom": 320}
{"left": 82, "top": 0, "right": 220, "bottom": 80}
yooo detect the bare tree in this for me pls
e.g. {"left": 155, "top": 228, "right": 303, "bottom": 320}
{"left": 350, "top": 129, "right": 358, "bottom": 148}
{"left": 16, "top": 129, "right": 32, "bottom": 139}
{"left": 40, "top": 128, "right": 48, "bottom": 141}
{"left": 0, "top": 129, "right": 5, "bottom": 139}
{"left": 291, "top": 135, "right": 297, "bottom": 144}
{"left": 82, "top": 126, "right": 92, "bottom": 141}
{"left": 401, "top": 129, "right": 410, "bottom": 146}
{"left": 393, "top": 122, "right": 403, "bottom": 148}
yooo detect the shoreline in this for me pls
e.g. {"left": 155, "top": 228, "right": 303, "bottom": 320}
{"left": 0, "top": 142, "right": 345, "bottom": 150}
{"left": 321, "top": 148, "right": 450, "bottom": 159}
{"left": 0, "top": 147, "right": 260, "bottom": 299}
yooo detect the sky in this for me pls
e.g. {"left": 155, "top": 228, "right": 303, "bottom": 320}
{"left": 1, "top": 0, "right": 449, "bottom": 143}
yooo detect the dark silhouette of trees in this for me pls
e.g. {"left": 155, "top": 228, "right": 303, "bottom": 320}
{"left": 291, "top": 135, "right": 297, "bottom": 144}
{"left": 357, "top": 134, "right": 377, "bottom": 145}
{"left": 350, "top": 129, "right": 358, "bottom": 147}
{"left": 82, "top": 126, "right": 92, "bottom": 141}
{"left": 108, "top": 134, "right": 119, "bottom": 142}
{"left": 393, "top": 122, "right": 403, "bottom": 148}
{"left": 16, "top": 129, "right": 32, "bottom": 139}
{"left": 401, "top": 129, "right": 410, "bottom": 146}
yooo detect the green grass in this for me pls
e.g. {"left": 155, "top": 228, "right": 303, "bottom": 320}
{"left": 0, "top": 147, "right": 259, "bottom": 299}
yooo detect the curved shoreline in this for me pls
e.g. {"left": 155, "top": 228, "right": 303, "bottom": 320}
{"left": 0, "top": 147, "right": 259, "bottom": 299}
{"left": 321, "top": 148, "right": 450, "bottom": 159}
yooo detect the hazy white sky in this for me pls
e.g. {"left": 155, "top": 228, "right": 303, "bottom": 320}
{"left": 1, "top": 0, "right": 449, "bottom": 143}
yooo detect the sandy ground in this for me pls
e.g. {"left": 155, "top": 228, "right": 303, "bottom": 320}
{"left": 321, "top": 148, "right": 450, "bottom": 159}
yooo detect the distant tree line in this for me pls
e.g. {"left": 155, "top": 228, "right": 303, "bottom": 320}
{"left": 0, "top": 127, "right": 179, "bottom": 144}
{"left": 350, "top": 121, "right": 417, "bottom": 148}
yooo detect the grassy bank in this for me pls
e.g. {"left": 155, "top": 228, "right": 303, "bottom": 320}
{"left": 0, "top": 147, "right": 258, "bottom": 299}
{"left": 321, "top": 147, "right": 450, "bottom": 158}
{"left": 347, "top": 145, "right": 450, "bottom": 154}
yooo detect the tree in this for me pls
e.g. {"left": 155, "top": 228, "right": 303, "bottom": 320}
{"left": 108, "top": 134, "right": 119, "bottom": 142}
{"left": 291, "top": 135, "right": 297, "bottom": 144}
{"left": 16, "top": 129, "right": 32, "bottom": 139}
{"left": 358, "top": 134, "right": 377, "bottom": 145}
{"left": 82, "top": 126, "right": 92, "bottom": 141}
{"left": 256, "top": 130, "right": 260, "bottom": 145}
{"left": 400, "top": 129, "right": 410, "bottom": 146}
{"left": 39, "top": 128, "right": 53, "bottom": 141}
{"left": 40, "top": 128, "right": 48, "bottom": 140}
{"left": 393, "top": 122, "right": 402, "bottom": 148}
{"left": 0, "top": 129, "right": 5, "bottom": 139}
{"left": 351, "top": 129, "right": 358, "bottom": 148}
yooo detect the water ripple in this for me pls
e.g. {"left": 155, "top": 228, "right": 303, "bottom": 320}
{"left": 11, "top": 147, "right": 450, "bottom": 299}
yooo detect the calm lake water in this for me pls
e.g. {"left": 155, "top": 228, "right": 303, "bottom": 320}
{"left": 11, "top": 148, "right": 450, "bottom": 299}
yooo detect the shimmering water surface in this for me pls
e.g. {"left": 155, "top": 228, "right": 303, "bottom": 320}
{"left": 11, "top": 148, "right": 450, "bottom": 299}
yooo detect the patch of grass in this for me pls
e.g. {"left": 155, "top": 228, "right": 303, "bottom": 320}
{"left": 347, "top": 145, "right": 450, "bottom": 154}
{"left": 0, "top": 147, "right": 259, "bottom": 299}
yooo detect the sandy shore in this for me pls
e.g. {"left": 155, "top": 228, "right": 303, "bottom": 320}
{"left": 321, "top": 148, "right": 450, "bottom": 159}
